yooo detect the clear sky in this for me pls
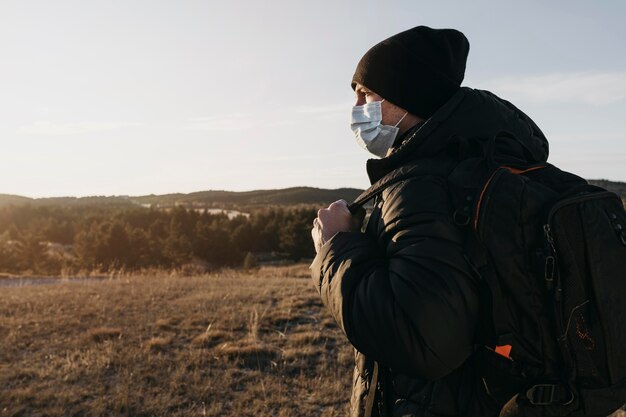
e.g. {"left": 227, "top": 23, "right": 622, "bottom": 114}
{"left": 1, "top": 0, "right": 625, "bottom": 198}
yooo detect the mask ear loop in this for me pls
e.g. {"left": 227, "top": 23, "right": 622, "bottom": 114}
{"left": 394, "top": 112, "right": 408, "bottom": 128}
{"left": 380, "top": 99, "right": 408, "bottom": 127}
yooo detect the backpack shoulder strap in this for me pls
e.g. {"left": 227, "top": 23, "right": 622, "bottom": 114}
{"left": 348, "top": 162, "right": 421, "bottom": 213}
{"left": 348, "top": 157, "right": 458, "bottom": 214}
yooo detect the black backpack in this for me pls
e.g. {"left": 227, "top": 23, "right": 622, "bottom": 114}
{"left": 349, "top": 134, "right": 626, "bottom": 416}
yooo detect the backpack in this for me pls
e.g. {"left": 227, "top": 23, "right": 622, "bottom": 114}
{"left": 349, "top": 133, "right": 626, "bottom": 416}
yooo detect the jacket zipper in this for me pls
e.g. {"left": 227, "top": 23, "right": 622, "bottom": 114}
{"left": 542, "top": 190, "right": 619, "bottom": 303}
{"left": 475, "top": 168, "right": 506, "bottom": 238}
{"left": 545, "top": 191, "right": 618, "bottom": 223}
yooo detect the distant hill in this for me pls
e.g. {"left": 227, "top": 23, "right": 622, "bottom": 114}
{"left": 0, "top": 187, "right": 365, "bottom": 209}
{"left": 129, "top": 187, "right": 365, "bottom": 207}
{"left": 0, "top": 194, "right": 33, "bottom": 207}
{"left": 588, "top": 179, "right": 626, "bottom": 200}
{"left": 1, "top": 180, "right": 624, "bottom": 209}
{"left": 0, "top": 195, "right": 136, "bottom": 208}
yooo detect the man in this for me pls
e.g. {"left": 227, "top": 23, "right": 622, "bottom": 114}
{"left": 310, "top": 26, "right": 550, "bottom": 417}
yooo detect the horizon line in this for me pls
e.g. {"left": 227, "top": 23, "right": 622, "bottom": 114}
{"left": 0, "top": 185, "right": 372, "bottom": 201}
{"left": 2, "top": 177, "right": 626, "bottom": 200}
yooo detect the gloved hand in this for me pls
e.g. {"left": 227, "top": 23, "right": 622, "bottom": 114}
{"left": 311, "top": 199, "right": 366, "bottom": 254}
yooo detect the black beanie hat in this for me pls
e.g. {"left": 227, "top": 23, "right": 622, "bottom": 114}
{"left": 352, "top": 26, "right": 469, "bottom": 119}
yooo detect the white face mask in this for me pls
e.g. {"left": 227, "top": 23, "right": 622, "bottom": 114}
{"left": 350, "top": 100, "right": 408, "bottom": 158}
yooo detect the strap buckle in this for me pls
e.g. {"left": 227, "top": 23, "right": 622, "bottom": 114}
{"left": 453, "top": 210, "right": 470, "bottom": 226}
{"left": 526, "top": 384, "right": 556, "bottom": 405}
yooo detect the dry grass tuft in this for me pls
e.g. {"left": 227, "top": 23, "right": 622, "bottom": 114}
{"left": 145, "top": 337, "right": 170, "bottom": 353}
{"left": 87, "top": 327, "right": 122, "bottom": 343}
{"left": 216, "top": 342, "right": 278, "bottom": 368}
{"left": 288, "top": 331, "right": 324, "bottom": 346}
{"left": 155, "top": 318, "right": 170, "bottom": 329}
{"left": 191, "top": 329, "right": 229, "bottom": 348}
{"left": 155, "top": 317, "right": 181, "bottom": 331}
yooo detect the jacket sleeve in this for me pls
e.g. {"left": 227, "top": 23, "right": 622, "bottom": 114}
{"left": 310, "top": 175, "right": 479, "bottom": 380}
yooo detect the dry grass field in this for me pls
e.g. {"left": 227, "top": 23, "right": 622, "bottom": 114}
{"left": 0, "top": 264, "right": 353, "bottom": 416}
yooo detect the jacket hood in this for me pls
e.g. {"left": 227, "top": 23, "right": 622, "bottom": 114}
{"left": 366, "top": 87, "right": 549, "bottom": 183}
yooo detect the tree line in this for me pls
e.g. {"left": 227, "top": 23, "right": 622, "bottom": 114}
{"left": 0, "top": 205, "right": 317, "bottom": 275}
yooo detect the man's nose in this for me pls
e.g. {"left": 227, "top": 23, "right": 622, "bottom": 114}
{"left": 355, "top": 96, "right": 366, "bottom": 106}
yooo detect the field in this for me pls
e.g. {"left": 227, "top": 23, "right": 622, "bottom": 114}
{"left": 0, "top": 265, "right": 353, "bottom": 416}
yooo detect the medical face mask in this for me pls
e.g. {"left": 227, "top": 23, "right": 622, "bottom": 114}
{"left": 350, "top": 100, "right": 408, "bottom": 158}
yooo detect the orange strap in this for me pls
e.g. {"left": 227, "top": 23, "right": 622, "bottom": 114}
{"left": 473, "top": 165, "right": 546, "bottom": 230}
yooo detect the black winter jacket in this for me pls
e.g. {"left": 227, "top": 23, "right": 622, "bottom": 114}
{"left": 310, "top": 87, "right": 550, "bottom": 417}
